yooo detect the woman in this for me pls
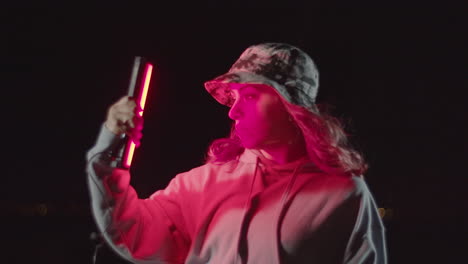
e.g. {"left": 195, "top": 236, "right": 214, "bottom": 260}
{"left": 87, "top": 43, "right": 387, "bottom": 263}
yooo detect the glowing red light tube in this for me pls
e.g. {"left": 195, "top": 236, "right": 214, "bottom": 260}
{"left": 122, "top": 57, "right": 154, "bottom": 169}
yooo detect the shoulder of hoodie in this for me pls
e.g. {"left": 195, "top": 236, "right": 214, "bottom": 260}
{"left": 326, "top": 175, "right": 372, "bottom": 196}
{"left": 298, "top": 171, "right": 374, "bottom": 204}
{"left": 165, "top": 151, "right": 256, "bottom": 192}
{"left": 295, "top": 175, "right": 377, "bottom": 224}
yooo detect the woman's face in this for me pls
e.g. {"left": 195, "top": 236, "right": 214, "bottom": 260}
{"left": 228, "top": 83, "right": 297, "bottom": 149}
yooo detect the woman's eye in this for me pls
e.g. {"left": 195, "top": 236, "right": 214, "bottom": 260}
{"left": 244, "top": 94, "right": 257, "bottom": 100}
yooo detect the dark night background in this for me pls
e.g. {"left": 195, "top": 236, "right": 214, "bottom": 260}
{"left": 2, "top": 3, "right": 467, "bottom": 263}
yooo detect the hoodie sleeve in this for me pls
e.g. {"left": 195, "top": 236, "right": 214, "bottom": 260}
{"left": 343, "top": 177, "right": 388, "bottom": 264}
{"left": 86, "top": 125, "right": 190, "bottom": 263}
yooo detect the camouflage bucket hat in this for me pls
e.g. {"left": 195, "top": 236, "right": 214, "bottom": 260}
{"left": 204, "top": 42, "right": 319, "bottom": 112}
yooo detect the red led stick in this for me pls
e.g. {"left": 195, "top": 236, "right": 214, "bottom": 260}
{"left": 121, "top": 56, "right": 154, "bottom": 169}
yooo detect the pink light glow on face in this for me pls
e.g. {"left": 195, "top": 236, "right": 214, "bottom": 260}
{"left": 228, "top": 83, "right": 296, "bottom": 149}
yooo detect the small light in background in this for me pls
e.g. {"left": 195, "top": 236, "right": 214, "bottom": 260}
{"left": 378, "top": 208, "right": 386, "bottom": 218}
{"left": 378, "top": 207, "right": 394, "bottom": 221}
{"left": 36, "top": 203, "right": 48, "bottom": 216}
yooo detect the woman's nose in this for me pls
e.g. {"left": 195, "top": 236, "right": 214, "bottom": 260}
{"left": 228, "top": 100, "right": 242, "bottom": 120}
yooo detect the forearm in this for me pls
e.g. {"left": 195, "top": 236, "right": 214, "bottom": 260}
{"left": 86, "top": 125, "right": 188, "bottom": 263}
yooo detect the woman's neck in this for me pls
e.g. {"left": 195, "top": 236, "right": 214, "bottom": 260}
{"left": 258, "top": 139, "right": 307, "bottom": 165}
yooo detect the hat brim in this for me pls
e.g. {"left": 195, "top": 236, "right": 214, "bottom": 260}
{"left": 204, "top": 71, "right": 285, "bottom": 107}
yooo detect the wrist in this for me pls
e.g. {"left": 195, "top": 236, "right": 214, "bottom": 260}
{"left": 104, "top": 121, "right": 122, "bottom": 135}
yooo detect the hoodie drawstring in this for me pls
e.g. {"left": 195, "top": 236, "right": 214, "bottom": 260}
{"left": 272, "top": 162, "right": 304, "bottom": 263}
{"left": 236, "top": 157, "right": 260, "bottom": 264}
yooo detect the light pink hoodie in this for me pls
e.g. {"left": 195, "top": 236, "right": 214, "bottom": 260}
{"left": 87, "top": 125, "right": 387, "bottom": 263}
